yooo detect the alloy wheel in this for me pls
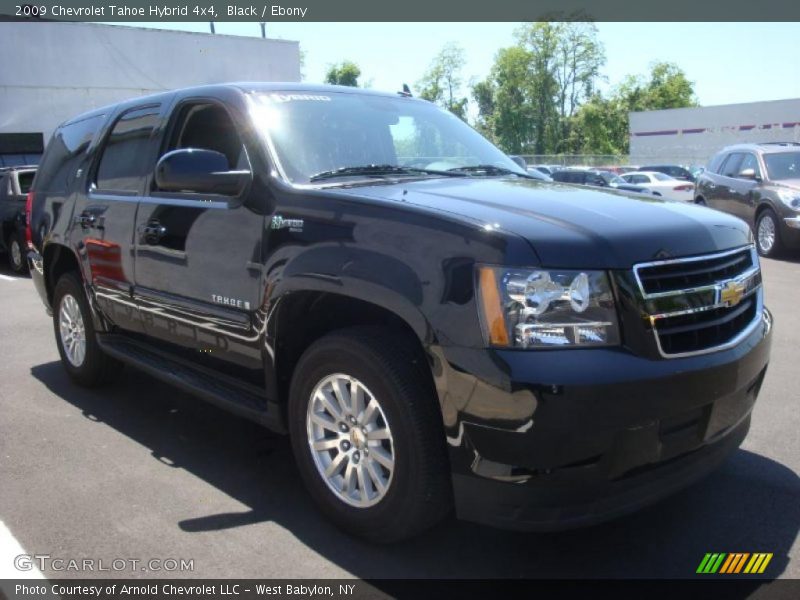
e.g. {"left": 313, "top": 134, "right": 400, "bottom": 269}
{"left": 58, "top": 294, "right": 86, "bottom": 367}
{"left": 305, "top": 373, "right": 395, "bottom": 508}
{"left": 10, "top": 239, "right": 22, "bottom": 270}
{"left": 758, "top": 214, "right": 776, "bottom": 255}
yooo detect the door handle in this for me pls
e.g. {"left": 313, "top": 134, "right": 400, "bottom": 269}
{"left": 74, "top": 212, "right": 97, "bottom": 228}
{"left": 139, "top": 221, "right": 167, "bottom": 244}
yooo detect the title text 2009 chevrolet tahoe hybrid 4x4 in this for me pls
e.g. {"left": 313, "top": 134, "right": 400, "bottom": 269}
{"left": 27, "top": 84, "right": 772, "bottom": 542}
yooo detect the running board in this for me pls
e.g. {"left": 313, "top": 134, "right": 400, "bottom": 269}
{"left": 97, "top": 334, "right": 285, "bottom": 433}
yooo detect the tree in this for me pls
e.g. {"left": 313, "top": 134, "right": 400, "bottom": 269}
{"left": 473, "top": 46, "right": 537, "bottom": 153}
{"left": 324, "top": 61, "right": 361, "bottom": 87}
{"left": 473, "top": 20, "right": 605, "bottom": 154}
{"left": 417, "top": 43, "right": 469, "bottom": 120}
{"left": 568, "top": 62, "right": 698, "bottom": 154}
{"left": 514, "top": 21, "right": 605, "bottom": 153}
{"left": 617, "top": 61, "right": 697, "bottom": 112}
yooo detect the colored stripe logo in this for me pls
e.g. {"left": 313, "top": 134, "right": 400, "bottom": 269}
{"left": 697, "top": 553, "right": 773, "bottom": 574}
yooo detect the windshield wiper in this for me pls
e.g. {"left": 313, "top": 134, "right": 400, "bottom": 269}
{"left": 447, "top": 165, "right": 535, "bottom": 178}
{"left": 309, "top": 164, "right": 465, "bottom": 182}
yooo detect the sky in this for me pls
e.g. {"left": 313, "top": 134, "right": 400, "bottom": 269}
{"left": 110, "top": 22, "right": 800, "bottom": 108}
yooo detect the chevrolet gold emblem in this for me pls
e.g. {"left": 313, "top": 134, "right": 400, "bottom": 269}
{"left": 720, "top": 281, "right": 746, "bottom": 307}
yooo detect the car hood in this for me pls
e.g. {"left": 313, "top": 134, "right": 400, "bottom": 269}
{"left": 333, "top": 177, "right": 751, "bottom": 269}
{"left": 773, "top": 179, "right": 800, "bottom": 191}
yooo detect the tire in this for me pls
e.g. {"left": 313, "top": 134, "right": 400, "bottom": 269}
{"left": 695, "top": 196, "right": 707, "bottom": 206}
{"left": 53, "top": 272, "right": 122, "bottom": 387}
{"left": 7, "top": 231, "right": 27, "bottom": 274}
{"left": 755, "top": 208, "right": 783, "bottom": 258}
{"left": 288, "top": 327, "right": 451, "bottom": 542}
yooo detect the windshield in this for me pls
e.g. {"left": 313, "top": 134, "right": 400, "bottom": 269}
{"left": 249, "top": 91, "right": 527, "bottom": 184}
{"left": 763, "top": 152, "right": 800, "bottom": 181}
{"left": 652, "top": 172, "right": 673, "bottom": 181}
{"left": 599, "top": 172, "right": 626, "bottom": 185}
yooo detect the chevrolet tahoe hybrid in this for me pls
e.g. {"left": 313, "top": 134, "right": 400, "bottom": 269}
{"left": 27, "top": 84, "right": 772, "bottom": 541}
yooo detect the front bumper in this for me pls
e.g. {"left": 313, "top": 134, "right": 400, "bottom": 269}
{"left": 437, "top": 307, "right": 772, "bottom": 531}
{"left": 782, "top": 216, "right": 800, "bottom": 248}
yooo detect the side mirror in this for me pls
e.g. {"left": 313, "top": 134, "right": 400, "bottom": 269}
{"left": 508, "top": 155, "right": 527, "bottom": 170}
{"left": 155, "top": 148, "right": 250, "bottom": 196}
{"left": 738, "top": 168, "right": 760, "bottom": 181}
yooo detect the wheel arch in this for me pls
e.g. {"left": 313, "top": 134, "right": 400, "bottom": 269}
{"left": 43, "top": 243, "right": 83, "bottom": 306}
{"left": 754, "top": 199, "right": 778, "bottom": 225}
{"left": 271, "top": 289, "right": 437, "bottom": 416}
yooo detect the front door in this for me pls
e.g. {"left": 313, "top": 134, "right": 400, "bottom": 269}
{"left": 727, "top": 152, "right": 761, "bottom": 224}
{"left": 132, "top": 99, "right": 265, "bottom": 380}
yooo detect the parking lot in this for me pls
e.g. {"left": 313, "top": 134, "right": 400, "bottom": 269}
{"left": 0, "top": 256, "right": 797, "bottom": 582}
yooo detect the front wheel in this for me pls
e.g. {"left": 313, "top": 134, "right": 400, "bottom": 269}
{"left": 288, "top": 327, "right": 451, "bottom": 542}
{"left": 53, "top": 273, "right": 122, "bottom": 387}
{"left": 756, "top": 208, "right": 783, "bottom": 258}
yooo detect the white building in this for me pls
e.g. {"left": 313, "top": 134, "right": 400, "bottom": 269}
{"left": 629, "top": 98, "right": 800, "bottom": 167}
{"left": 0, "top": 22, "right": 301, "bottom": 166}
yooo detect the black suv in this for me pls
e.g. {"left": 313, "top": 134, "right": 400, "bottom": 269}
{"left": 28, "top": 84, "right": 772, "bottom": 541}
{"left": 695, "top": 142, "right": 800, "bottom": 257}
{"left": 0, "top": 165, "right": 36, "bottom": 273}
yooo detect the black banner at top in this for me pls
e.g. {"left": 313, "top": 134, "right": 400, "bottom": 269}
{"left": 1, "top": 0, "right": 800, "bottom": 22}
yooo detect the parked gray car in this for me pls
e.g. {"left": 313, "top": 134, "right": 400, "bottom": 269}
{"left": 695, "top": 142, "right": 800, "bottom": 257}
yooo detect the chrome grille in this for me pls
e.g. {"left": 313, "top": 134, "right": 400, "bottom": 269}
{"left": 634, "top": 246, "right": 763, "bottom": 358}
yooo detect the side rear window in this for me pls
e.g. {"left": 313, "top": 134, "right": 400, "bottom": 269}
{"left": 96, "top": 106, "right": 160, "bottom": 193}
{"left": 720, "top": 153, "right": 744, "bottom": 178}
{"left": 34, "top": 115, "right": 104, "bottom": 193}
{"left": 18, "top": 171, "right": 35, "bottom": 194}
{"left": 708, "top": 153, "right": 726, "bottom": 174}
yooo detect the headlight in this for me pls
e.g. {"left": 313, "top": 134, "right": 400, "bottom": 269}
{"left": 476, "top": 266, "right": 620, "bottom": 348}
{"left": 776, "top": 189, "right": 800, "bottom": 209}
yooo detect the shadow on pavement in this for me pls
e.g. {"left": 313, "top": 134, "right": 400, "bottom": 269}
{"left": 0, "top": 260, "right": 30, "bottom": 279}
{"left": 32, "top": 360, "right": 799, "bottom": 580}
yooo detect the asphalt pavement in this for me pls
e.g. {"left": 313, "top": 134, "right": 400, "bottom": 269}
{"left": 0, "top": 255, "right": 797, "bottom": 582}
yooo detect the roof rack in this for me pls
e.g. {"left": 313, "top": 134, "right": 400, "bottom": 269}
{"left": 757, "top": 142, "right": 800, "bottom": 146}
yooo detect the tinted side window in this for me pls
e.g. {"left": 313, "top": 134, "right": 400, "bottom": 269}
{"left": 34, "top": 115, "right": 104, "bottom": 193}
{"left": 720, "top": 153, "right": 744, "bottom": 178}
{"left": 708, "top": 153, "right": 726, "bottom": 174}
{"left": 163, "top": 103, "right": 247, "bottom": 171}
{"left": 587, "top": 174, "right": 604, "bottom": 186}
{"left": 96, "top": 106, "right": 160, "bottom": 193}
{"left": 18, "top": 172, "right": 35, "bottom": 194}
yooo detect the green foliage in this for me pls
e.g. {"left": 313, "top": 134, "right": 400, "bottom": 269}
{"left": 417, "top": 43, "right": 469, "bottom": 120}
{"left": 324, "top": 61, "right": 361, "bottom": 87}
{"left": 473, "top": 20, "right": 605, "bottom": 154}
{"left": 472, "top": 20, "right": 698, "bottom": 156}
{"left": 567, "top": 61, "right": 698, "bottom": 153}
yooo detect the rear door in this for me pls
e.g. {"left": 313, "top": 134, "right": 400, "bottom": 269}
{"left": 77, "top": 104, "right": 166, "bottom": 334}
{"left": 132, "top": 96, "right": 265, "bottom": 381}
